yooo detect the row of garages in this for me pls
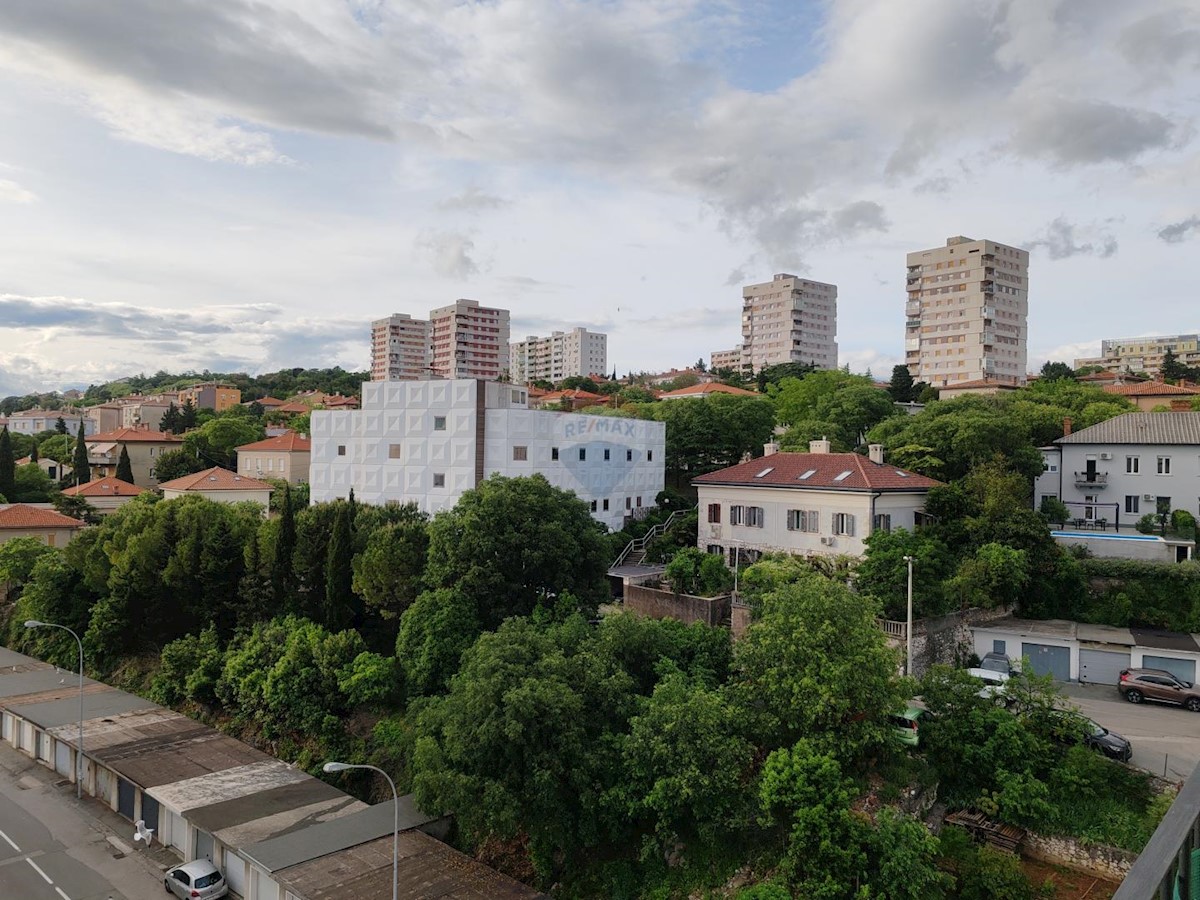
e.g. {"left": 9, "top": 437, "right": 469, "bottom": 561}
{"left": 971, "top": 617, "right": 1200, "bottom": 685}
{"left": 0, "top": 645, "right": 545, "bottom": 900}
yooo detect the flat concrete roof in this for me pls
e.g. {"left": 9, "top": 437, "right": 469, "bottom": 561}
{"left": 9, "top": 689, "right": 153, "bottom": 728}
{"left": 1077, "top": 623, "right": 1136, "bottom": 646}
{"left": 973, "top": 617, "right": 1077, "bottom": 638}
{"left": 147, "top": 759, "right": 309, "bottom": 813}
{"left": 1131, "top": 628, "right": 1200, "bottom": 653}
{"left": 103, "top": 731, "right": 269, "bottom": 788}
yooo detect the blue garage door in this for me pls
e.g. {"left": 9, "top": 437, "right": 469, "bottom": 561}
{"left": 1022, "top": 642, "right": 1071, "bottom": 681}
{"left": 1143, "top": 655, "right": 1197, "bottom": 685}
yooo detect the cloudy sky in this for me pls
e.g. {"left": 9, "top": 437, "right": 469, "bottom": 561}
{"left": 0, "top": 0, "right": 1197, "bottom": 397}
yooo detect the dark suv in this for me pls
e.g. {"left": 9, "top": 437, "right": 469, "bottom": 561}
{"left": 1118, "top": 668, "right": 1200, "bottom": 711}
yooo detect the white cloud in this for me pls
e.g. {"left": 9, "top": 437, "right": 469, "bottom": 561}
{"left": 416, "top": 230, "right": 481, "bottom": 279}
{"left": 0, "top": 178, "right": 35, "bottom": 203}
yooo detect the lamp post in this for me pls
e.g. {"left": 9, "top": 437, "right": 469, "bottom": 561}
{"left": 902, "top": 556, "right": 914, "bottom": 677}
{"left": 324, "top": 761, "right": 397, "bottom": 900}
{"left": 731, "top": 539, "right": 742, "bottom": 602}
{"left": 25, "top": 620, "right": 84, "bottom": 798}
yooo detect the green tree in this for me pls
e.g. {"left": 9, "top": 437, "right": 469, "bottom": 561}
{"left": 0, "top": 537, "right": 55, "bottom": 597}
{"left": 28, "top": 441, "right": 38, "bottom": 463}
{"left": 152, "top": 448, "right": 204, "bottom": 483}
{"left": 351, "top": 510, "right": 429, "bottom": 623}
{"left": 323, "top": 501, "right": 358, "bottom": 631}
{"left": 888, "top": 364, "right": 915, "bottom": 402}
{"left": 161, "top": 402, "right": 181, "bottom": 434}
{"left": 12, "top": 464, "right": 55, "bottom": 502}
{"left": 183, "top": 417, "right": 264, "bottom": 469}
{"left": 272, "top": 484, "right": 298, "bottom": 609}
{"left": 115, "top": 445, "right": 134, "bottom": 483}
{"left": 0, "top": 426, "right": 14, "bottom": 501}
{"left": 55, "top": 416, "right": 68, "bottom": 435}
{"left": 867, "top": 808, "right": 949, "bottom": 900}
{"left": 72, "top": 423, "right": 89, "bottom": 486}
{"left": 948, "top": 542, "right": 1029, "bottom": 610}
{"left": 855, "top": 528, "right": 956, "bottom": 619}
{"left": 1039, "top": 360, "right": 1076, "bottom": 381}
{"left": 395, "top": 587, "right": 481, "bottom": 697}
{"left": 52, "top": 494, "right": 100, "bottom": 525}
{"left": 1161, "top": 348, "right": 1187, "bottom": 382}
{"left": 180, "top": 397, "right": 198, "bottom": 431}
{"left": 425, "top": 475, "right": 611, "bottom": 627}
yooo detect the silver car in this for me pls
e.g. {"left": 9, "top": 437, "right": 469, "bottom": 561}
{"left": 164, "top": 859, "right": 228, "bottom": 899}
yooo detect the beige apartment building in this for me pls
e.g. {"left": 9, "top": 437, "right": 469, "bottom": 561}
{"left": 370, "top": 313, "right": 432, "bottom": 380}
{"left": 1074, "top": 335, "right": 1200, "bottom": 377}
{"left": 710, "top": 345, "right": 743, "bottom": 372}
{"left": 510, "top": 327, "right": 608, "bottom": 384}
{"left": 905, "top": 236, "right": 1029, "bottom": 388}
{"left": 177, "top": 382, "right": 241, "bottom": 412}
{"left": 429, "top": 299, "right": 510, "bottom": 380}
{"left": 741, "top": 275, "right": 838, "bottom": 374}
{"left": 85, "top": 426, "right": 183, "bottom": 487}
{"left": 236, "top": 431, "right": 311, "bottom": 484}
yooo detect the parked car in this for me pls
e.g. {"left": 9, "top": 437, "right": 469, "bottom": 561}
{"left": 164, "top": 860, "right": 228, "bottom": 900}
{"left": 967, "top": 667, "right": 1011, "bottom": 704}
{"left": 1047, "top": 711, "right": 1133, "bottom": 762}
{"left": 978, "top": 652, "right": 1013, "bottom": 676}
{"left": 1118, "top": 668, "right": 1200, "bottom": 711}
{"left": 889, "top": 705, "right": 926, "bottom": 747}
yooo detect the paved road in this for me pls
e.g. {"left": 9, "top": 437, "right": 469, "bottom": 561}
{"left": 1061, "top": 681, "right": 1200, "bottom": 780}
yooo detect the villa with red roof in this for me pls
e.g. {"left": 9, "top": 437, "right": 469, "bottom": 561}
{"left": 659, "top": 382, "right": 759, "bottom": 400}
{"left": 235, "top": 431, "right": 312, "bottom": 485}
{"left": 531, "top": 388, "right": 608, "bottom": 411}
{"left": 158, "top": 467, "right": 274, "bottom": 509}
{"left": 0, "top": 504, "right": 85, "bottom": 547}
{"left": 693, "top": 440, "right": 942, "bottom": 563}
{"left": 61, "top": 477, "right": 146, "bottom": 516}
{"left": 1102, "top": 380, "right": 1200, "bottom": 412}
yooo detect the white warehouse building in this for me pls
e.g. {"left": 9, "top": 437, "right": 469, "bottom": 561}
{"left": 310, "top": 379, "right": 666, "bottom": 530}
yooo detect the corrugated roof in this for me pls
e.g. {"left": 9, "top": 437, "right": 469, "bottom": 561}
{"left": 1057, "top": 412, "right": 1200, "bottom": 445}
{"left": 693, "top": 452, "right": 942, "bottom": 491}
{"left": 61, "top": 477, "right": 146, "bottom": 497}
{"left": 0, "top": 504, "right": 86, "bottom": 530}
{"left": 158, "top": 467, "right": 275, "bottom": 492}
{"left": 236, "top": 432, "right": 311, "bottom": 452}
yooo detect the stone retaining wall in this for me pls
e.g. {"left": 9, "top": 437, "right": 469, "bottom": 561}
{"left": 1022, "top": 832, "right": 1137, "bottom": 881}
{"left": 624, "top": 583, "right": 730, "bottom": 627}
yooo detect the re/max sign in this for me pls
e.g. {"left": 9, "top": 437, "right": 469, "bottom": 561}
{"left": 562, "top": 418, "right": 640, "bottom": 438}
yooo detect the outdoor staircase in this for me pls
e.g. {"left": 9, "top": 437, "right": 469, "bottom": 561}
{"left": 611, "top": 505, "right": 696, "bottom": 571}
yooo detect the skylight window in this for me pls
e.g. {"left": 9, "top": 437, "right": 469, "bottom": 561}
{"left": 798, "top": 469, "right": 817, "bottom": 480}
{"left": 833, "top": 471, "right": 852, "bottom": 482}
{"left": 754, "top": 467, "right": 774, "bottom": 478}
{"left": 895, "top": 471, "right": 909, "bottom": 478}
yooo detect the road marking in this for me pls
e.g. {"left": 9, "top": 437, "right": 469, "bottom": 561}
{"left": 26, "top": 856, "right": 53, "bottom": 884}
{"left": 55, "top": 887, "right": 71, "bottom": 900}
{"left": 0, "top": 828, "right": 18, "bottom": 852}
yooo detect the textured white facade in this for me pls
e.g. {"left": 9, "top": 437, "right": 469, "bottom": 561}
{"left": 741, "top": 274, "right": 838, "bottom": 373}
{"left": 510, "top": 327, "right": 608, "bottom": 383}
{"left": 310, "top": 379, "right": 665, "bottom": 530}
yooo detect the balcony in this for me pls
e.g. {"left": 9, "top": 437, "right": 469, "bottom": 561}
{"left": 1113, "top": 762, "right": 1200, "bottom": 899}
{"left": 1073, "top": 471, "right": 1108, "bottom": 488}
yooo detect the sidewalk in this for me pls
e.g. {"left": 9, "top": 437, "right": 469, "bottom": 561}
{"left": 0, "top": 740, "right": 177, "bottom": 900}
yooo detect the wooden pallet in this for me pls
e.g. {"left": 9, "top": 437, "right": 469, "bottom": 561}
{"left": 945, "top": 809, "right": 1026, "bottom": 854}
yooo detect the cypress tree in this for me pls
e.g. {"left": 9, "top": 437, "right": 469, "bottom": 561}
{"left": 0, "top": 427, "right": 14, "bottom": 501}
{"left": 180, "top": 398, "right": 198, "bottom": 431}
{"left": 55, "top": 416, "right": 68, "bottom": 435}
{"left": 272, "top": 484, "right": 297, "bottom": 609}
{"left": 29, "top": 441, "right": 39, "bottom": 463}
{"left": 73, "top": 423, "right": 89, "bottom": 486}
{"left": 115, "top": 445, "right": 134, "bottom": 483}
{"left": 323, "top": 502, "right": 355, "bottom": 631}
{"left": 161, "top": 402, "right": 181, "bottom": 434}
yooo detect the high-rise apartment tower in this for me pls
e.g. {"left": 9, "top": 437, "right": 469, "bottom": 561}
{"left": 510, "top": 327, "right": 608, "bottom": 384}
{"left": 429, "top": 300, "right": 511, "bottom": 380}
{"left": 370, "top": 313, "right": 432, "bottom": 381}
{"left": 741, "top": 275, "right": 838, "bottom": 374}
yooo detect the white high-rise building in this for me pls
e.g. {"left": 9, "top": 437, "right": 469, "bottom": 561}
{"left": 429, "top": 300, "right": 510, "bottom": 380}
{"left": 309, "top": 379, "right": 665, "bottom": 531}
{"left": 510, "top": 327, "right": 608, "bottom": 384}
{"left": 370, "top": 313, "right": 431, "bottom": 381}
{"left": 905, "top": 236, "right": 1029, "bottom": 387}
{"left": 741, "top": 275, "right": 838, "bottom": 373}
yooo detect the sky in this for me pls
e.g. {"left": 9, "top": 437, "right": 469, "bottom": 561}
{"left": 0, "top": 0, "right": 1197, "bottom": 397}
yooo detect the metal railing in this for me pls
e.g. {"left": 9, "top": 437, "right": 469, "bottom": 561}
{"left": 1073, "top": 471, "right": 1109, "bottom": 485}
{"left": 612, "top": 506, "right": 695, "bottom": 569}
{"left": 1113, "top": 762, "right": 1200, "bottom": 900}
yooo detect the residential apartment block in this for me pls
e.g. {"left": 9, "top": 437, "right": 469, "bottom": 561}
{"left": 309, "top": 379, "right": 665, "bottom": 530}
{"left": 429, "top": 299, "right": 510, "bottom": 380}
{"left": 741, "top": 274, "right": 838, "bottom": 374}
{"left": 4, "top": 409, "right": 93, "bottom": 436}
{"left": 510, "top": 327, "right": 608, "bottom": 384}
{"left": 710, "top": 345, "right": 743, "bottom": 372}
{"left": 85, "top": 426, "right": 182, "bottom": 487}
{"left": 905, "top": 236, "right": 1029, "bottom": 388}
{"left": 177, "top": 382, "right": 241, "bottom": 412}
{"left": 236, "top": 431, "right": 312, "bottom": 484}
{"left": 370, "top": 313, "right": 432, "bottom": 381}
{"left": 1075, "top": 335, "right": 1200, "bottom": 377}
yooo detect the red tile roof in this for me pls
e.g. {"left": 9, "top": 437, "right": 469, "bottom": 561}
{"left": 272, "top": 402, "right": 311, "bottom": 414}
{"left": 938, "top": 379, "right": 1022, "bottom": 391}
{"left": 61, "top": 477, "right": 146, "bottom": 498}
{"left": 660, "top": 382, "right": 758, "bottom": 398}
{"left": 540, "top": 389, "right": 606, "bottom": 401}
{"left": 85, "top": 427, "right": 182, "bottom": 443}
{"left": 693, "top": 452, "right": 942, "bottom": 491}
{"left": 1103, "top": 382, "right": 1200, "bottom": 397}
{"left": 158, "top": 467, "right": 274, "bottom": 493}
{"left": 251, "top": 397, "right": 286, "bottom": 407}
{"left": 236, "top": 432, "right": 311, "bottom": 452}
{"left": 0, "top": 504, "right": 85, "bottom": 529}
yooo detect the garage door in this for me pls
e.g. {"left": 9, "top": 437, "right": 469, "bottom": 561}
{"left": 224, "top": 850, "right": 246, "bottom": 898}
{"left": 1079, "top": 648, "right": 1131, "bottom": 685}
{"left": 1022, "top": 642, "right": 1071, "bottom": 681}
{"left": 196, "top": 829, "right": 214, "bottom": 863}
{"left": 1143, "top": 655, "right": 1197, "bottom": 685}
{"left": 141, "top": 793, "right": 159, "bottom": 833}
{"left": 55, "top": 740, "right": 72, "bottom": 777}
{"left": 117, "top": 778, "right": 135, "bottom": 820}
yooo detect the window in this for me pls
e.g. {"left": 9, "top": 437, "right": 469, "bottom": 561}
{"left": 1158, "top": 456, "right": 1172, "bottom": 475}
{"left": 603, "top": 499, "right": 610, "bottom": 511}
{"left": 636, "top": 496, "right": 642, "bottom": 507}
{"left": 706, "top": 544, "right": 723, "bottom": 555}
{"left": 604, "top": 449, "right": 611, "bottom": 461}
{"left": 746, "top": 506, "right": 765, "bottom": 527}
{"left": 591, "top": 500, "right": 597, "bottom": 512}
{"left": 337, "top": 445, "right": 346, "bottom": 456}
{"left": 1125, "top": 495, "right": 1140, "bottom": 514}
{"left": 992, "top": 639, "right": 1006, "bottom": 654}
{"left": 730, "top": 505, "right": 744, "bottom": 526}
{"left": 513, "top": 446, "right": 528, "bottom": 461}
{"left": 873, "top": 513, "right": 892, "bottom": 533}
{"left": 389, "top": 444, "right": 402, "bottom": 459}
{"left": 1126, "top": 456, "right": 1140, "bottom": 474}
{"left": 579, "top": 448, "right": 586, "bottom": 461}
{"left": 707, "top": 503, "right": 721, "bottom": 523}
{"left": 626, "top": 497, "right": 632, "bottom": 510}
{"left": 787, "top": 509, "right": 819, "bottom": 532}
{"left": 433, "top": 473, "right": 445, "bottom": 487}
{"left": 626, "top": 449, "right": 633, "bottom": 461}
{"left": 648, "top": 450, "right": 653, "bottom": 461}
{"left": 552, "top": 447, "right": 559, "bottom": 461}
{"left": 433, "top": 416, "right": 446, "bottom": 431}
{"left": 832, "top": 513, "right": 856, "bottom": 536}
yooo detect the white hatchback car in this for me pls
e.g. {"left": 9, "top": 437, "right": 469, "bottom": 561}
{"left": 164, "top": 859, "right": 229, "bottom": 899}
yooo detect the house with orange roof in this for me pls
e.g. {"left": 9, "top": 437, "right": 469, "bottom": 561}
{"left": 1102, "top": 380, "right": 1200, "bottom": 412}
{"left": 14, "top": 456, "right": 72, "bottom": 483}
{"left": 271, "top": 402, "right": 311, "bottom": 416}
{"left": 0, "top": 504, "right": 85, "bottom": 547}
{"left": 158, "top": 467, "right": 273, "bottom": 509}
{"left": 531, "top": 388, "right": 608, "bottom": 411}
{"left": 61, "top": 477, "right": 146, "bottom": 516}
{"left": 248, "top": 396, "right": 286, "bottom": 410}
{"left": 693, "top": 440, "right": 942, "bottom": 562}
{"left": 659, "top": 382, "right": 759, "bottom": 400}
{"left": 936, "top": 378, "right": 1024, "bottom": 400}
{"left": 235, "top": 431, "right": 312, "bottom": 484}
{"left": 84, "top": 425, "right": 183, "bottom": 487}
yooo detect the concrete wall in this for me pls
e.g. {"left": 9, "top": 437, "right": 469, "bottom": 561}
{"left": 0, "top": 526, "right": 80, "bottom": 548}
{"left": 1022, "top": 832, "right": 1136, "bottom": 881}
{"left": 624, "top": 583, "right": 730, "bottom": 627}
{"left": 1052, "top": 531, "right": 1182, "bottom": 562}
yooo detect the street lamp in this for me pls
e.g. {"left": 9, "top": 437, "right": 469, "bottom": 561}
{"left": 324, "top": 761, "right": 397, "bottom": 900}
{"left": 25, "top": 620, "right": 84, "bottom": 799}
{"left": 901, "top": 557, "right": 914, "bottom": 677}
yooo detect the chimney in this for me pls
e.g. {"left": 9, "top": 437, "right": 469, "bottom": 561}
{"left": 809, "top": 438, "right": 831, "bottom": 454}
{"left": 1063, "top": 417, "right": 1072, "bottom": 436}
{"left": 763, "top": 442, "right": 779, "bottom": 457}
{"left": 868, "top": 444, "right": 884, "bottom": 465}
